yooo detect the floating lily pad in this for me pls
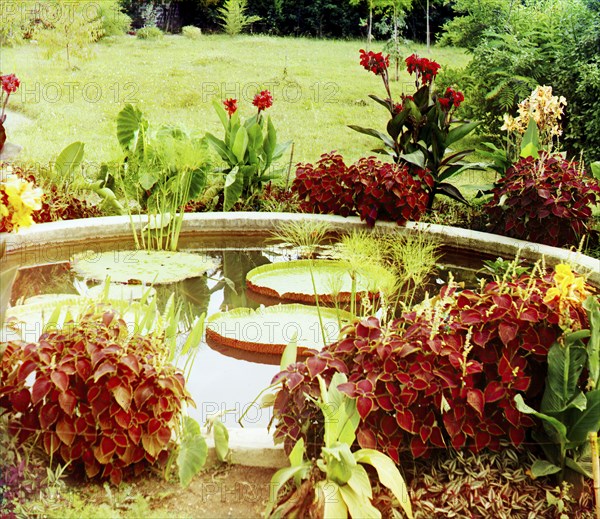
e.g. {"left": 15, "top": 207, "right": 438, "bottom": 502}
{"left": 205, "top": 304, "right": 354, "bottom": 356}
{"left": 245, "top": 259, "right": 397, "bottom": 304}
{"left": 70, "top": 250, "right": 218, "bottom": 284}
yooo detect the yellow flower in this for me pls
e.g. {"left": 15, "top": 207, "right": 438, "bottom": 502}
{"left": 543, "top": 263, "right": 589, "bottom": 304}
{"left": 0, "top": 176, "right": 44, "bottom": 232}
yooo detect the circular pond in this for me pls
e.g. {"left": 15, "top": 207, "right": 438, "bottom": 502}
{"left": 3, "top": 213, "right": 599, "bottom": 430}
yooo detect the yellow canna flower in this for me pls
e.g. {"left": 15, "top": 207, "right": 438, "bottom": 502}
{"left": 543, "top": 263, "right": 589, "bottom": 305}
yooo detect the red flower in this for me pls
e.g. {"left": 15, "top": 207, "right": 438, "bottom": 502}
{"left": 252, "top": 90, "right": 273, "bottom": 112}
{"left": 438, "top": 87, "right": 465, "bottom": 111}
{"left": 404, "top": 54, "right": 440, "bottom": 87}
{"left": 1, "top": 74, "right": 20, "bottom": 95}
{"left": 359, "top": 49, "right": 390, "bottom": 76}
{"left": 393, "top": 103, "right": 403, "bottom": 114}
{"left": 223, "top": 98, "right": 237, "bottom": 116}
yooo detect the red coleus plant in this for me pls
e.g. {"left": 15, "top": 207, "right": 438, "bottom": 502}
{"left": 485, "top": 152, "right": 600, "bottom": 247}
{"left": 292, "top": 152, "right": 431, "bottom": 226}
{"left": 271, "top": 270, "right": 591, "bottom": 462}
{"left": 0, "top": 308, "right": 193, "bottom": 485}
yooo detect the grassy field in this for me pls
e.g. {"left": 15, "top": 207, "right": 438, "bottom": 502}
{"left": 3, "top": 35, "right": 470, "bottom": 167}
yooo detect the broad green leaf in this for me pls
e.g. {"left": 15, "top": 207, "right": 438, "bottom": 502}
{"left": 445, "top": 121, "right": 480, "bottom": 147}
{"left": 354, "top": 449, "right": 413, "bottom": 519}
{"left": 339, "top": 483, "right": 381, "bottom": 519}
{"left": 289, "top": 437, "right": 306, "bottom": 486}
{"left": 347, "top": 125, "right": 395, "bottom": 149}
{"left": 54, "top": 141, "right": 85, "bottom": 180}
{"left": 70, "top": 250, "right": 217, "bottom": 284}
{"left": 223, "top": 166, "right": 243, "bottom": 211}
{"left": 264, "top": 116, "right": 277, "bottom": 166}
{"left": 583, "top": 296, "right": 600, "bottom": 388}
{"left": 232, "top": 126, "right": 248, "bottom": 163}
{"left": 266, "top": 465, "right": 311, "bottom": 517}
{"left": 520, "top": 118, "right": 540, "bottom": 158}
{"left": 591, "top": 162, "right": 600, "bottom": 180}
{"left": 316, "top": 480, "right": 347, "bottom": 519}
{"left": 205, "top": 132, "right": 237, "bottom": 165}
{"left": 567, "top": 390, "right": 600, "bottom": 445}
{"left": 541, "top": 342, "right": 587, "bottom": 415}
{"left": 0, "top": 263, "right": 18, "bottom": 325}
{"left": 514, "top": 394, "right": 568, "bottom": 442}
{"left": 565, "top": 456, "right": 593, "bottom": 478}
{"left": 436, "top": 182, "right": 470, "bottom": 206}
{"left": 280, "top": 332, "right": 298, "bottom": 370}
{"left": 530, "top": 459, "right": 562, "bottom": 478}
{"left": 182, "top": 314, "right": 205, "bottom": 356}
{"left": 187, "top": 168, "right": 207, "bottom": 200}
{"left": 178, "top": 417, "right": 208, "bottom": 487}
{"left": 346, "top": 463, "right": 373, "bottom": 500}
{"left": 212, "top": 99, "right": 230, "bottom": 130}
{"left": 117, "top": 104, "right": 147, "bottom": 152}
{"left": 213, "top": 420, "right": 229, "bottom": 462}
{"left": 399, "top": 150, "right": 425, "bottom": 169}
{"left": 138, "top": 170, "right": 160, "bottom": 191}
{"left": 271, "top": 140, "right": 292, "bottom": 163}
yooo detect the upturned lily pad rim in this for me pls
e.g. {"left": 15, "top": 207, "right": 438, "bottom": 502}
{"left": 206, "top": 304, "right": 355, "bottom": 356}
{"left": 245, "top": 259, "right": 397, "bottom": 304}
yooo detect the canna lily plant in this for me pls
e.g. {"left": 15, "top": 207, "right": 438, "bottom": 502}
{"left": 266, "top": 372, "right": 413, "bottom": 518}
{"left": 205, "top": 90, "right": 291, "bottom": 211}
{"left": 350, "top": 51, "right": 483, "bottom": 208}
{"left": 0, "top": 73, "right": 20, "bottom": 153}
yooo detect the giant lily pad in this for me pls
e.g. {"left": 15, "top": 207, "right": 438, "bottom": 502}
{"left": 206, "top": 304, "right": 354, "bottom": 356}
{"left": 245, "top": 259, "right": 397, "bottom": 304}
{"left": 70, "top": 250, "right": 218, "bottom": 284}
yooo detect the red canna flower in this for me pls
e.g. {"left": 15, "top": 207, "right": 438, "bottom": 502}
{"left": 438, "top": 87, "right": 465, "bottom": 111}
{"left": 405, "top": 54, "right": 441, "bottom": 87}
{"left": 1, "top": 74, "right": 20, "bottom": 95}
{"left": 359, "top": 49, "right": 390, "bottom": 76}
{"left": 438, "top": 97, "right": 451, "bottom": 110}
{"left": 252, "top": 90, "right": 273, "bottom": 112}
{"left": 223, "top": 98, "right": 238, "bottom": 117}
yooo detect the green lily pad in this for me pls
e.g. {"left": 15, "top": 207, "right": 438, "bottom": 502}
{"left": 86, "top": 283, "right": 157, "bottom": 301}
{"left": 70, "top": 250, "right": 218, "bottom": 284}
{"left": 205, "top": 304, "right": 354, "bottom": 356}
{"left": 246, "top": 259, "right": 397, "bottom": 304}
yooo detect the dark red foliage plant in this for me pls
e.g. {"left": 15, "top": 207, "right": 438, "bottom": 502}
{"left": 271, "top": 268, "right": 592, "bottom": 463}
{"left": 0, "top": 307, "right": 193, "bottom": 485}
{"left": 292, "top": 152, "right": 431, "bottom": 226}
{"left": 485, "top": 153, "right": 600, "bottom": 247}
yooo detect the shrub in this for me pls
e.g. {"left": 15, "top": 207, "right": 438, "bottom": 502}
{"left": 217, "top": 0, "right": 261, "bottom": 36}
{"left": 136, "top": 26, "right": 164, "bottom": 40}
{"left": 485, "top": 153, "right": 600, "bottom": 247}
{"left": 271, "top": 266, "right": 591, "bottom": 463}
{"left": 292, "top": 152, "right": 431, "bottom": 226}
{"left": 0, "top": 308, "right": 193, "bottom": 485}
{"left": 97, "top": 1, "right": 132, "bottom": 37}
{"left": 182, "top": 25, "right": 202, "bottom": 39}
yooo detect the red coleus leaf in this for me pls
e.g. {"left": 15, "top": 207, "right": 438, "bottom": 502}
{"left": 410, "top": 435, "right": 428, "bottom": 458}
{"left": 377, "top": 395, "right": 394, "bottom": 412}
{"left": 114, "top": 409, "right": 131, "bottom": 429}
{"left": 93, "top": 361, "right": 117, "bottom": 382}
{"left": 133, "top": 383, "right": 154, "bottom": 409}
{"left": 430, "top": 427, "right": 446, "bottom": 448}
{"left": 9, "top": 388, "right": 31, "bottom": 413}
{"left": 466, "top": 389, "right": 485, "bottom": 417}
{"left": 50, "top": 370, "right": 69, "bottom": 392}
{"left": 498, "top": 322, "right": 518, "bottom": 346}
{"left": 306, "top": 356, "right": 327, "bottom": 379}
{"left": 32, "top": 376, "right": 52, "bottom": 404}
{"left": 460, "top": 309, "right": 482, "bottom": 325}
{"left": 56, "top": 417, "right": 76, "bottom": 446}
{"left": 129, "top": 424, "right": 142, "bottom": 445}
{"left": 484, "top": 381, "right": 506, "bottom": 403}
{"left": 40, "top": 402, "right": 60, "bottom": 429}
{"left": 474, "top": 430, "right": 490, "bottom": 452}
{"left": 395, "top": 408, "right": 415, "bottom": 433}
{"left": 509, "top": 426, "right": 525, "bottom": 447}
{"left": 43, "top": 431, "right": 60, "bottom": 455}
{"left": 380, "top": 414, "right": 397, "bottom": 437}
{"left": 113, "top": 433, "right": 129, "bottom": 448}
{"left": 112, "top": 383, "right": 132, "bottom": 412}
{"left": 356, "top": 426, "right": 377, "bottom": 449}
{"left": 95, "top": 437, "right": 117, "bottom": 464}
{"left": 156, "top": 426, "right": 171, "bottom": 446}
{"left": 17, "top": 359, "right": 36, "bottom": 383}
{"left": 519, "top": 307, "right": 541, "bottom": 322}
{"left": 147, "top": 418, "right": 161, "bottom": 436}
{"left": 120, "top": 354, "right": 140, "bottom": 375}
{"left": 58, "top": 390, "right": 77, "bottom": 416}
{"left": 356, "top": 396, "right": 374, "bottom": 419}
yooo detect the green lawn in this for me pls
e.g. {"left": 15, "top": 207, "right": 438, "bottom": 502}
{"left": 3, "top": 35, "right": 470, "bottom": 167}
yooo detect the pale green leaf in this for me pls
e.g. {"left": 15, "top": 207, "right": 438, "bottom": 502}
{"left": 213, "top": 420, "right": 229, "bottom": 463}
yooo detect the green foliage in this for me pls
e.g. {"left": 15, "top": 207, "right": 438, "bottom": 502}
{"left": 112, "top": 104, "right": 211, "bottom": 250}
{"left": 182, "top": 25, "right": 202, "bottom": 39}
{"left": 266, "top": 373, "right": 413, "bottom": 518}
{"left": 136, "top": 26, "right": 164, "bottom": 40}
{"left": 515, "top": 296, "right": 600, "bottom": 483}
{"left": 36, "top": 0, "right": 104, "bottom": 69}
{"left": 217, "top": 0, "right": 261, "bottom": 36}
{"left": 206, "top": 98, "right": 290, "bottom": 211}
{"left": 97, "top": 1, "right": 132, "bottom": 37}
